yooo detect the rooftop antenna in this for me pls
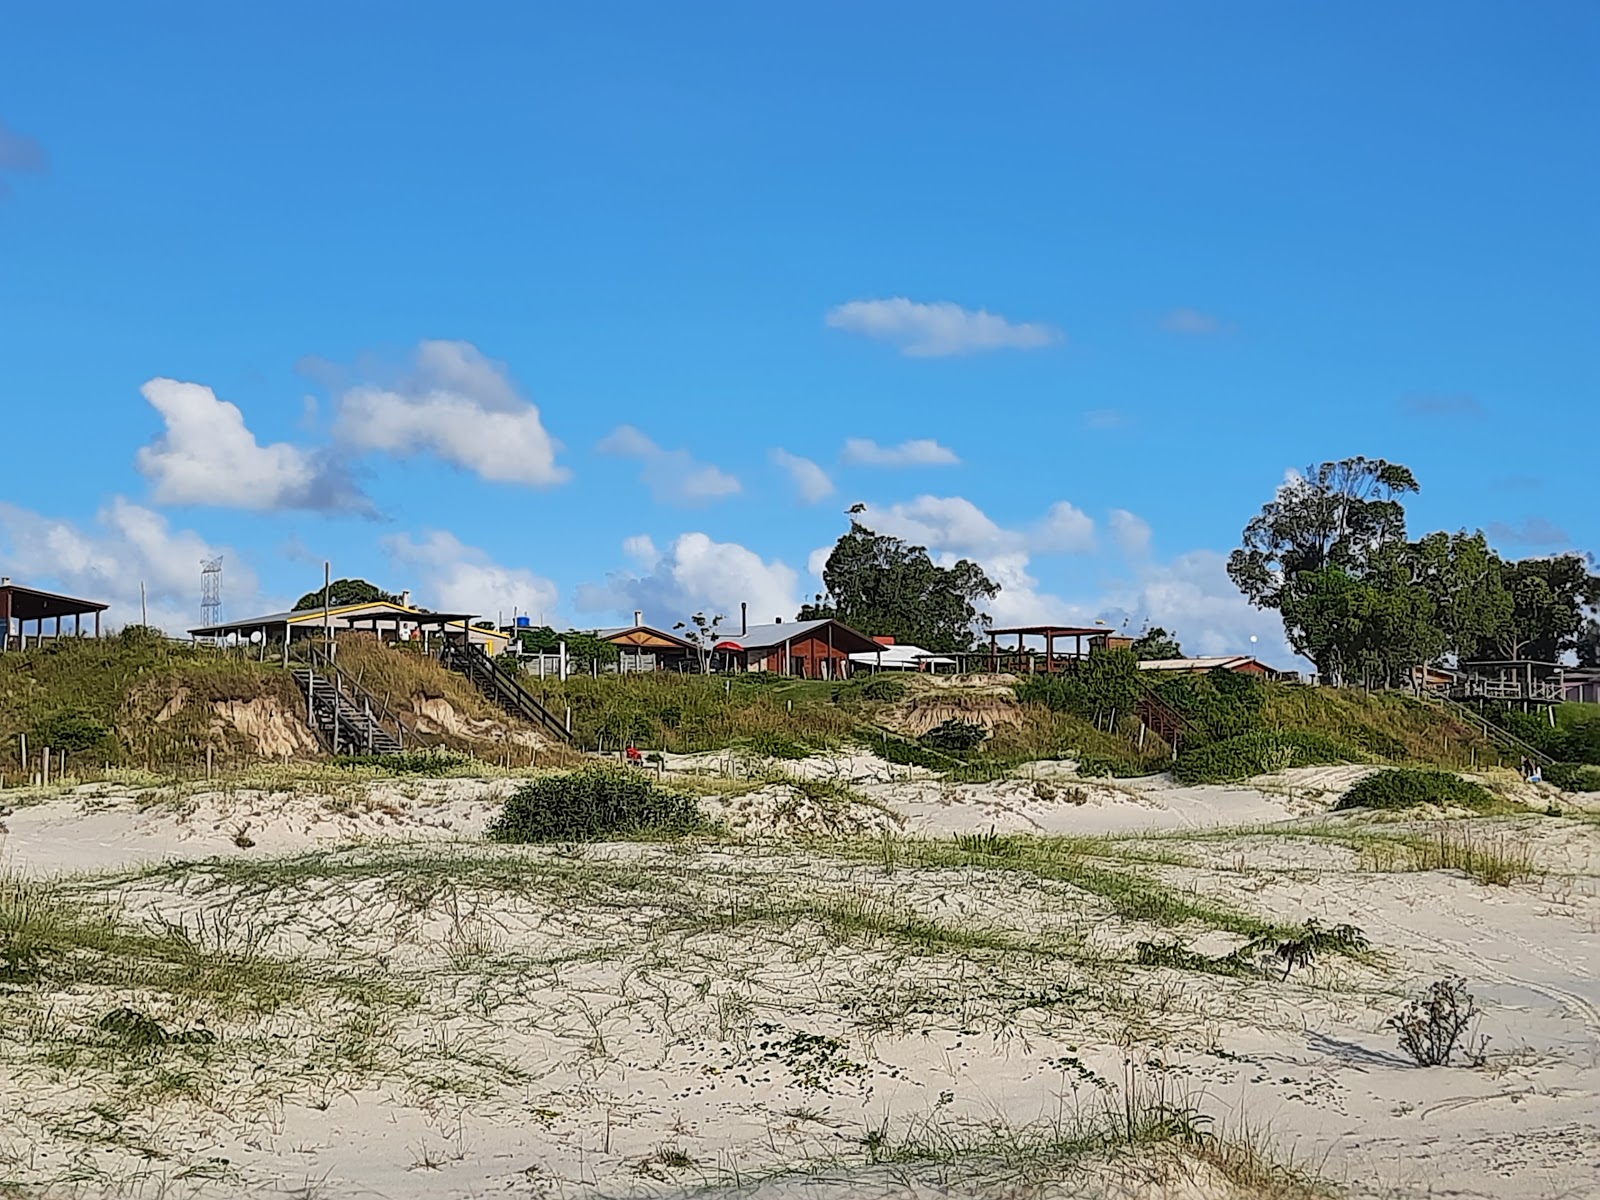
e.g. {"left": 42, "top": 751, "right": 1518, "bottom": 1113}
{"left": 200, "top": 557, "right": 223, "bottom": 628}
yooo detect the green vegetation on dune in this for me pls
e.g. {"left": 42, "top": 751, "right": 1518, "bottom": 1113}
{"left": 0, "top": 626, "right": 300, "bottom": 776}
{"left": 1334, "top": 768, "right": 1497, "bottom": 813}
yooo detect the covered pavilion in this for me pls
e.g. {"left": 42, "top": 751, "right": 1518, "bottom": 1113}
{"left": 0, "top": 580, "right": 109, "bottom": 650}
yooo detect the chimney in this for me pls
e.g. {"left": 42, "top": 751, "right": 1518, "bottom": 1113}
{"left": 400, "top": 589, "right": 412, "bottom": 608}
{"left": 774, "top": 616, "right": 783, "bottom": 624}
{"left": 634, "top": 610, "right": 643, "bottom": 627}
{"left": 740, "top": 602, "right": 747, "bottom": 636}
{"left": 0, "top": 577, "right": 9, "bottom": 588}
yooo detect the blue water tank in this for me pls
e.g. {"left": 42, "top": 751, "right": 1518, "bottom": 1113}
{"left": 515, "top": 616, "right": 532, "bottom": 627}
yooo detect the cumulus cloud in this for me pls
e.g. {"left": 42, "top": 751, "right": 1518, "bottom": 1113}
{"left": 1487, "top": 517, "right": 1571, "bottom": 548}
{"left": 576, "top": 533, "right": 799, "bottom": 628}
{"left": 770, "top": 449, "right": 834, "bottom": 503}
{"left": 135, "top": 378, "right": 368, "bottom": 513}
{"left": 334, "top": 340, "right": 569, "bottom": 487}
{"left": 841, "top": 437, "right": 960, "bottom": 468}
{"left": 1097, "top": 550, "right": 1291, "bottom": 661}
{"left": 383, "top": 529, "right": 560, "bottom": 624}
{"left": 0, "top": 497, "right": 259, "bottom": 634}
{"left": 597, "top": 425, "right": 741, "bottom": 505}
{"left": 1109, "top": 509, "right": 1153, "bottom": 558}
{"left": 1161, "top": 307, "right": 1230, "bottom": 335}
{"left": 859, "top": 495, "right": 1096, "bottom": 560}
{"left": 825, "top": 298, "right": 1060, "bottom": 357}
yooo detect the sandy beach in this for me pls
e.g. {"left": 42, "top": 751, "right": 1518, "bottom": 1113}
{"left": 2, "top": 757, "right": 1597, "bottom": 1199}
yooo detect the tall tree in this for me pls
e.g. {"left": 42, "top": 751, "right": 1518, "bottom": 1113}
{"left": 1229, "top": 458, "right": 1419, "bottom": 679}
{"left": 1129, "top": 626, "right": 1184, "bottom": 660}
{"left": 674, "top": 611, "right": 725, "bottom": 675}
{"left": 1468, "top": 554, "right": 1598, "bottom": 662}
{"left": 1577, "top": 619, "right": 1600, "bottom": 669}
{"left": 799, "top": 520, "right": 999, "bottom": 652}
{"left": 1405, "top": 531, "right": 1512, "bottom": 663}
{"left": 1228, "top": 457, "right": 1419, "bottom": 611}
{"left": 293, "top": 578, "right": 399, "bottom": 611}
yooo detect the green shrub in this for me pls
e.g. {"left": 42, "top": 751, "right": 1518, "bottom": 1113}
{"left": 487, "top": 767, "right": 707, "bottom": 842}
{"left": 31, "top": 711, "right": 113, "bottom": 754}
{"left": 1334, "top": 768, "right": 1495, "bottom": 813}
{"left": 835, "top": 675, "right": 907, "bottom": 704}
{"left": 1148, "top": 670, "right": 1265, "bottom": 744}
{"left": 334, "top": 748, "right": 476, "bottom": 776}
{"left": 1172, "top": 729, "right": 1359, "bottom": 785}
{"left": 1014, "top": 649, "right": 1143, "bottom": 720}
{"left": 741, "top": 731, "right": 812, "bottom": 760}
{"left": 919, "top": 719, "right": 987, "bottom": 754}
{"left": 1543, "top": 762, "right": 1600, "bottom": 793}
{"left": 1074, "top": 753, "right": 1163, "bottom": 779}
{"left": 872, "top": 734, "right": 954, "bottom": 771}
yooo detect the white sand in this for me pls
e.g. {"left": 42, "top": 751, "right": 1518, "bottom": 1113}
{"left": 1, "top": 759, "right": 1596, "bottom": 1199}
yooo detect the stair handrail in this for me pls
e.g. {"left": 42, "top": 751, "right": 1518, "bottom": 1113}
{"left": 443, "top": 642, "right": 570, "bottom": 741}
{"left": 1420, "top": 691, "right": 1554, "bottom": 767}
{"left": 300, "top": 644, "right": 413, "bottom": 750}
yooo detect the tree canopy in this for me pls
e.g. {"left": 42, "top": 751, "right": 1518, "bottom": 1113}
{"left": 1230, "top": 457, "right": 1598, "bottom": 683}
{"left": 798, "top": 520, "right": 999, "bottom": 652}
{"left": 292, "top": 578, "right": 400, "bottom": 611}
{"left": 1129, "top": 626, "right": 1184, "bottom": 660}
{"left": 515, "top": 626, "right": 620, "bottom": 669}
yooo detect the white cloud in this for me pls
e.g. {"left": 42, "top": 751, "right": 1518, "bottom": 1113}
{"left": 1161, "top": 307, "right": 1230, "bottom": 335}
{"left": 859, "top": 495, "right": 1096, "bottom": 560}
{"left": 622, "top": 534, "right": 661, "bottom": 570}
{"left": 825, "top": 298, "right": 1060, "bottom": 357}
{"left": 576, "top": 532, "right": 799, "bottom": 629}
{"left": 335, "top": 340, "right": 569, "bottom": 487}
{"left": 841, "top": 437, "right": 961, "bottom": 468}
{"left": 1108, "top": 508, "right": 1152, "bottom": 558}
{"left": 383, "top": 530, "right": 560, "bottom": 625}
{"left": 597, "top": 425, "right": 741, "bottom": 505}
{"left": 135, "top": 378, "right": 367, "bottom": 513}
{"left": 0, "top": 497, "right": 260, "bottom": 634}
{"left": 770, "top": 449, "right": 834, "bottom": 503}
{"left": 1097, "top": 550, "right": 1291, "bottom": 662}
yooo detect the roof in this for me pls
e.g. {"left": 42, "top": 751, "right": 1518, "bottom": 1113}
{"left": 189, "top": 599, "right": 484, "bottom": 637}
{"left": 591, "top": 624, "right": 694, "bottom": 649}
{"left": 988, "top": 624, "right": 1113, "bottom": 638}
{"left": 714, "top": 618, "right": 881, "bottom": 655}
{"left": 0, "top": 583, "right": 110, "bottom": 620}
{"left": 847, "top": 643, "right": 955, "bottom": 667}
{"left": 1137, "top": 656, "right": 1276, "bottom": 673}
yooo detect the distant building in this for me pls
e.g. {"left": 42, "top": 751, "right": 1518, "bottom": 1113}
{"left": 590, "top": 613, "right": 696, "bottom": 672}
{"left": 190, "top": 599, "right": 511, "bottom": 654}
{"left": 1137, "top": 655, "right": 1282, "bottom": 677}
{"left": 714, "top": 617, "right": 880, "bottom": 679}
{"left": 0, "top": 578, "right": 109, "bottom": 649}
{"left": 848, "top": 636, "right": 957, "bottom": 673}
{"left": 1563, "top": 668, "right": 1600, "bottom": 705}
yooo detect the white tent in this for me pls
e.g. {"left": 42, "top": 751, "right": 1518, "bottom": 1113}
{"left": 848, "top": 643, "right": 956, "bottom": 672}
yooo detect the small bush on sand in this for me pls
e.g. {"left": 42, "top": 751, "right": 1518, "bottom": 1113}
{"left": 31, "top": 710, "right": 113, "bottom": 754}
{"left": 1388, "top": 977, "right": 1485, "bottom": 1066}
{"left": 488, "top": 767, "right": 707, "bottom": 842}
{"left": 1545, "top": 762, "right": 1600, "bottom": 792}
{"left": 1172, "top": 730, "right": 1358, "bottom": 785}
{"left": 919, "top": 719, "right": 987, "bottom": 754}
{"left": 1334, "top": 768, "right": 1494, "bottom": 813}
{"left": 334, "top": 748, "right": 477, "bottom": 776}
{"left": 836, "top": 675, "right": 907, "bottom": 703}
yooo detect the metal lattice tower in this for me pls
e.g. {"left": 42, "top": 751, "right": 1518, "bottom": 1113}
{"left": 200, "top": 557, "right": 223, "bottom": 627}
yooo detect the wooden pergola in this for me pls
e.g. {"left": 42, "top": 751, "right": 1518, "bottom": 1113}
{"left": 0, "top": 581, "right": 108, "bottom": 650}
{"left": 984, "top": 624, "right": 1112, "bottom": 673}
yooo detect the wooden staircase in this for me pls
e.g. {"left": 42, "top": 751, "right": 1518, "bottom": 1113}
{"left": 1422, "top": 692, "right": 1554, "bottom": 767}
{"left": 1135, "top": 683, "right": 1188, "bottom": 757}
{"left": 441, "top": 643, "right": 570, "bottom": 743}
{"left": 292, "top": 667, "right": 404, "bottom": 756}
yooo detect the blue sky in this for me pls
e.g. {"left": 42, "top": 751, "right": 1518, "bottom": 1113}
{"left": 1, "top": 3, "right": 1595, "bottom": 659}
